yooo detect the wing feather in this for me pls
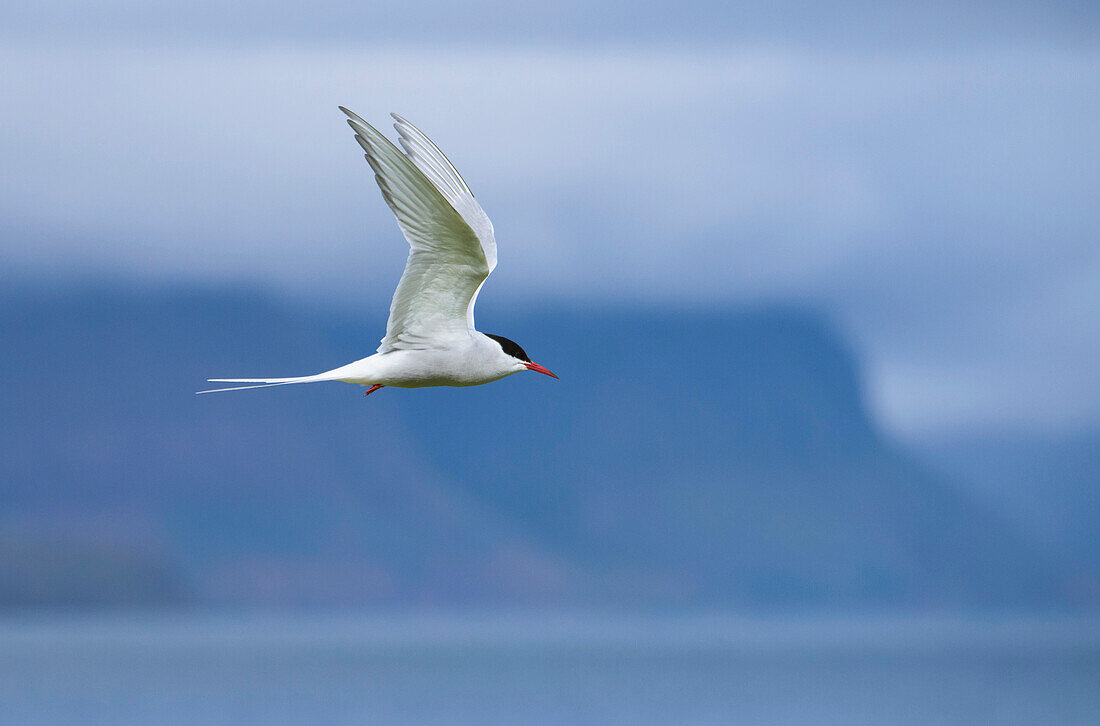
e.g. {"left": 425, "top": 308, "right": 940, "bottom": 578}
{"left": 390, "top": 113, "right": 496, "bottom": 270}
{"left": 340, "top": 107, "right": 496, "bottom": 352}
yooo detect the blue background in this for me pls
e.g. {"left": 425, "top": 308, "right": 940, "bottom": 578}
{"left": 0, "top": 1, "right": 1098, "bottom": 722}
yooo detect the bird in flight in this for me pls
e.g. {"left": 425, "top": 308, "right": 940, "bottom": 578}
{"left": 198, "top": 108, "right": 557, "bottom": 397}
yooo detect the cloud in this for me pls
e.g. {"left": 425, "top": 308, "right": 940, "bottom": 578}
{"left": 3, "top": 0, "right": 1095, "bottom": 45}
{"left": 0, "top": 41, "right": 1097, "bottom": 435}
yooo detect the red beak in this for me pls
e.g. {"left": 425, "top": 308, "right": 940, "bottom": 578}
{"left": 524, "top": 362, "right": 559, "bottom": 379}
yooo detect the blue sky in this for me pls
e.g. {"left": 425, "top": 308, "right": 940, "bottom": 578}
{"left": 1, "top": 1, "right": 1097, "bottom": 436}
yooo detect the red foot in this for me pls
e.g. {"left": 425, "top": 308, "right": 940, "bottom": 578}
{"left": 364, "top": 384, "right": 384, "bottom": 397}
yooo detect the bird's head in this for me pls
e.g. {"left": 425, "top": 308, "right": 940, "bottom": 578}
{"left": 485, "top": 333, "right": 558, "bottom": 380}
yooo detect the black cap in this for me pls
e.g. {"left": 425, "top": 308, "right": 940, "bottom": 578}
{"left": 485, "top": 334, "right": 531, "bottom": 363}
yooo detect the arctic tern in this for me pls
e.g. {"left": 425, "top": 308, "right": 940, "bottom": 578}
{"left": 198, "top": 108, "right": 557, "bottom": 397}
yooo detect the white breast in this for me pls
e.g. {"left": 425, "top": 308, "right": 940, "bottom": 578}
{"left": 333, "top": 334, "right": 521, "bottom": 388}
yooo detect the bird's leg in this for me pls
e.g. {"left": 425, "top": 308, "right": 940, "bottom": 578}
{"left": 364, "top": 384, "right": 385, "bottom": 397}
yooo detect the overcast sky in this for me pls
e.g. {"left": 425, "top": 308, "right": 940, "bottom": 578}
{"left": 1, "top": 1, "right": 1097, "bottom": 437}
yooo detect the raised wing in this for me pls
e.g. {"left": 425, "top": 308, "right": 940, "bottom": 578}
{"left": 340, "top": 108, "right": 497, "bottom": 352}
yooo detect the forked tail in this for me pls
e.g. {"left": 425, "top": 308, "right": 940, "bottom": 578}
{"left": 196, "top": 374, "right": 331, "bottom": 395}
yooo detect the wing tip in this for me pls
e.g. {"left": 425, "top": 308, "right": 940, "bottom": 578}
{"left": 344, "top": 116, "right": 388, "bottom": 151}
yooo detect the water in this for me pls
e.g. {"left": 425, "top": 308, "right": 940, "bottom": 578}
{"left": 1, "top": 614, "right": 1098, "bottom": 725}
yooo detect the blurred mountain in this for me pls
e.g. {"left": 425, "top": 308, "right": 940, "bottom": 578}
{"left": 0, "top": 288, "right": 1077, "bottom": 609}
{"left": 919, "top": 431, "right": 1100, "bottom": 602}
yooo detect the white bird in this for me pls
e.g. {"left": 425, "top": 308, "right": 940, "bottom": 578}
{"left": 198, "top": 108, "right": 557, "bottom": 397}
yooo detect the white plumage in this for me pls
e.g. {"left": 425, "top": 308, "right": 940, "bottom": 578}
{"left": 198, "top": 108, "right": 556, "bottom": 396}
